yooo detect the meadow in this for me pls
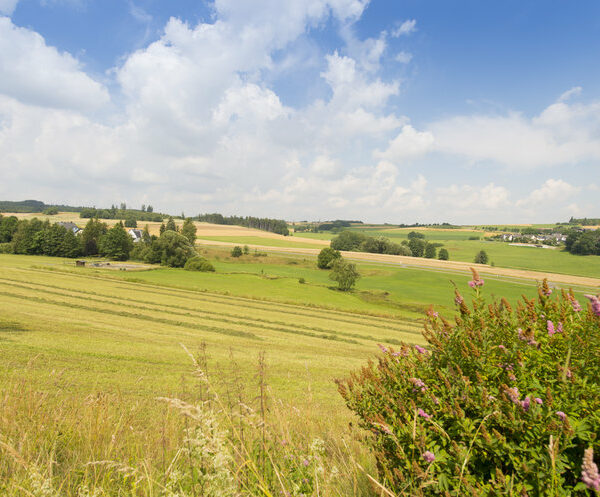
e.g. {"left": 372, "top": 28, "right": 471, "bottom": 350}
{"left": 1, "top": 234, "right": 598, "bottom": 495}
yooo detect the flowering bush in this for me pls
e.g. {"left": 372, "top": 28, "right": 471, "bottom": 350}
{"left": 338, "top": 271, "right": 600, "bottom": 495}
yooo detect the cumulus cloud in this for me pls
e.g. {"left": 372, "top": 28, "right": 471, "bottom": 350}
{"left": 0, "top": 17, "right": 109, "bottom": 111}
{"left": 375, "top": 125, "right": 434, "bottom": 163}
{"left": 392, "top": 19, "right": 416, "bottom": 37}
{"left": 516, "top": 179, "right": 579, "bottom": 208}
{"left": 436, "top": 183, "right": 510, "bottom": 210}
{"left": 395, "top": 51, "right": 412, "bottom": 63}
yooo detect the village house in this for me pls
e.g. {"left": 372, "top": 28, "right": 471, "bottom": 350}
{"left": 128, "top": 229, "right": 143, "bottom": 243}
{"left": 57, "top": 222, "right": 81, "bottom": 234}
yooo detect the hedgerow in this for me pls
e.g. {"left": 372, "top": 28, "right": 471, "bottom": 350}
{"left": 338, "top": 270, "right": 600, "bottom": 495}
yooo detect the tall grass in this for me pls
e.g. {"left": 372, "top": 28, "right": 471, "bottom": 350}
{"left": 0, "top": 347, "right": 381, "bottom": 496}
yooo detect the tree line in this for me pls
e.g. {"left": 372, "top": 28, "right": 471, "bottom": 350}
{"left": 80, "top": 206, "right": 163, "bottom": 222}
{"left": 196, "top": 213, "right": 289, "bottom": 236}
{"left": 0, "top": 215, "right": 213, "bottom": 270}
{"left": 329, "top": 230, "right": 449, "bottom": 260}
{"left": 565, "top": 230, "right": 600, "bottom": 255}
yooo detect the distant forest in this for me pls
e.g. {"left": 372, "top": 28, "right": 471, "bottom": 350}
{"left": 196, "top": 213, "right": 289, "bottom": 236}
{"left": 0, "top": 200, "right": 81, "bottom": 213}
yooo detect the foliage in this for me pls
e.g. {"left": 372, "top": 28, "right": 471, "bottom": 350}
{"left": 124, "top": 216, "right": 138, "bottom": 228}
{"left": 42, "top": 207, "right": 59, "bottom": 215}
{"left": 424, "top": 243, "right": 437, "bottom": 259}
{"left": 329, "top": 258, "right": 360, "bottom": 291}
{"left": 184, "top": 256, "right": 215, "bottom": 272}
{"left": 317, "top": 247, "right": 341, "bottom": 269}
{"left": 230, "top": 246, "right": 243, "bottom": 258}
{"left": 474, "top": 249, "right": 489, "bottom": 264}
{"left": 99, "top": 222, "right": 133, "bottom": 261}
{"left": 197, "top": 213, "right": 290, "bottom": 236}
{"left": 438, "top": 248, "right": 449, "bottom": 260}
{"left": 80, "top": 218, "right": 108, "bottom": 256}
{"left": 11, "top": 218, "right": 46, "bottom": 254}
{"left": 165, "top": 217, "right": 177, "bottom": 232}
{"left": 181, "top": 218, "right": 197, "bottom": 245}
{"left": 79, "top": 206, "right": 163, "bottom": 222}
{"left": 330, "top": 230, "right": 367, "bottom": 251}
{"left": 338, "top": 274, "right": 600, "bottom": 495}
{"left": 566, "top": 230, "right": 600, "bottom": 256}
{"left": 409, "top": 238, "right": 426, "bottom": 257}
{"left": 408, "top": 231, "right": 426, "bottom": 240}
{"left": 0, "top": 215, "right": 18, "bottom": 243}
{"left": 146, "top": 231, "right": 196, "bottom": 267}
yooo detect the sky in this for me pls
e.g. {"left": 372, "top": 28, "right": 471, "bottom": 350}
{"left": 0, "top": 0, "right": 599, "bottom": 224}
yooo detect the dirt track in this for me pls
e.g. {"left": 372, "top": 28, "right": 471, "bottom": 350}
{"left": 196, "top": 239, "right": 600, "bottom": 289}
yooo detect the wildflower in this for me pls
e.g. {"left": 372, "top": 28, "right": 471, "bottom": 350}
{"left": 414, "top": 345, "right": 428, "bottom": 355}
{"left": 423, "top": 451, "right": 435, "bottom": 463}
{"left": 454, "top": 294, "right": 464, "bottom": 305}
{"left": 505, "top": 387, "right": 520, "bottom": 405}
{"left": 570, "top": 297, "right": 582, "bottom": 312}
{"left": 582, "top": 447, "right": 600, "bottom": 491}
{"left": 418, "top": 408, "right": 432, "bottom": 420}
{"left": 547, "top": 320, "right": 555, "bottom": 336}
{"left": 521, "top": 396, "right": 531, "bottom": 412}
{"left": 377, "top": 344, "right": 389, "bottom": 353}
{"left": 409, "top": 377, "right": 427, "bottom": 392}
{"left": 498, "top": 344, "right": 506, "bottom": 351}
{"left": 303, "top": 459, "right": 310, "bottom": 467}
{"left": 508, "top": 373, "right": 517, "bottom": 382}
{"left": 542, "top": 279, "right": 552, "bottom": 296}
{"left": 469, "top": 267, "right": 484, "bottom": 287}
{"left": 534, "top": 397, "right": 543, "bottom": 405}
{"left": 584, "top": 294, "right": 600, "bottom": 317}
{"left": 556, "top": 411, "right": 567, "bottom": 421}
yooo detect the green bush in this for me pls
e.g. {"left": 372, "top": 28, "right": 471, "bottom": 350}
{"left": 329, "top": 258, "right": 359, "bottom": 291}
{"left": 474, "top": 249, "right": 489, "bottom": 264}
{"left": 184, "top": 256, "right": 215, "bottom": 272}
{"left": 317, "top": 247, "right": 341, "bottom": 269}
{"left": 338, "top": 272, "right": 600, "bottom": 495}
{"left": 231, "top": 246, "right": 242, "bottom": 257}
{"left": 438, "top": 248, "right": 449, "bottom": 260}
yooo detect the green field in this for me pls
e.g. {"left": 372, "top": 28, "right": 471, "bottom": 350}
{"left": 0, "top": 251, "right": 595, "bottom": 495}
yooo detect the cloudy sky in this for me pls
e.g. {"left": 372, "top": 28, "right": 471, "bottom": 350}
{"left": 0, "top": 0, "right": 599, "bottom": 223}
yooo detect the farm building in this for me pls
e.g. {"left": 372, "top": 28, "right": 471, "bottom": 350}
{"left": 128, "top": 229, "right": 143, "bottom": 242}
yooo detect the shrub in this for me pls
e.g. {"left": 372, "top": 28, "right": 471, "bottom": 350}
{"left": 184, "top": 256, "right": 215, "bottom": 272}
{"left": 438, "top": 248, "right": 449, "bottom": 260}
{"left": 474, "top": 249, "right": 489, "bottom": 264}
{"left": 424, "top": 243, "right": 437, "bottom": 259}
{"left": 231, "top": 246, "right": 243, "bottom": 257}
{"left": 317, "top": 247, "right": 341, "bottom": 269}
{"left": 146, "top": 231, "right": 196, "bottom": 267}
{"left": 42, "top": 207, "right": 59, "bottom": 215}
{"left": 337, "top": 272, "right": 600, "bottom": 495}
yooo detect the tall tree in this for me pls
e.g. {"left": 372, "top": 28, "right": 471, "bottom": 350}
{"left": 81, "top": 218, "right": 108, "bottom": 256}
{"left": 165, "top": 217, "right": 177, "bottom": 232}
{"left": 99, "top": 222, "right": 133, "bottom": 261}
{"left": 329, "top": 259, "right": 360, "bottom": 291}
{"left": 181, "top": 218, "right": 197, "bottom": 245}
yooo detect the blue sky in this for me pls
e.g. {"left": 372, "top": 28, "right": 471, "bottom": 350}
{"left": 0, "top": 0, "right": 598, "bottom": 222}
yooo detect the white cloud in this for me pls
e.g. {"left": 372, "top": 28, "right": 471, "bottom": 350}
{"left": 0, "top": 1, "right": 18, "bottom": 15}
{"left": 0, "top": 17, "right": 109, "bottom": 111}
{"left": 516, "top": 179, "right": 579, "bottom": 208}
{"left": 392, "top": 19, "right": 416, "bottom": 37}
{"left": 436, "top": 183, "right": 510, "bottom": 210}
{"left": 374, "top": 125, "right": 434, "bottom": 162}
{"left": 429, "top": 97, "right": 600, "bottom": 168}
{"left": 395, "top": 51, "right": 412, "bottom": 63}
{"left": 558, "top": 86, "right": 582, "bottom": 102}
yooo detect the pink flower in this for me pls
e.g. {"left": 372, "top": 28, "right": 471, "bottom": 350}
{"left": 377, "top": 343, "right": 389, "bottom": 353}
{"left": 571, "top": 298, "right": 582, "bottom": 312}
{"left": 582, "top": 447, "right": 600, "bottom": 491}
{"left": 534, "top": 397, "right": 543, "bottom": 405}
{"left": 584, "top": 294, "right": 600, "bottom": 317}
{"left": 556, "top": 411, "right": 567, "bottom": 421}
{"left": 506, "top": 387, "right": 520, "bottom": 405}
{"left": 303, "top": 458, "right": 310, "bottom": 467}
{"left": 547, "top": 320, "right": 555, "bottom": 336}
{"left": 414, "top": 345, "right": 428, "bottom": 355}
{"left": 409, "top": 377, "right": 427, "bottom": 391}
{"left": 423, "top": 451, "right": 435, "bottom": 463}
{"left": 418, "top": 408, "right": 432, "bottom": 420}
{"left": 521, "top": 396, "right": 531, "bottom": 412}
{"left": 468, "top": 280, "right": 476, "bottom": 288}
{"left": 498, "top": 344, "right": 506, "bottom": 351}
{"left": 468, "top": 279, "right": 484, "bottom": 288}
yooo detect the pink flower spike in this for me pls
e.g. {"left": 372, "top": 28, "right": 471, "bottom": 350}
{"left": 547, "top": 320, "right": 555, "bottom": 336}
{"left": 468, "top": 280, "right": 476, "bottom": 288}
{"left": 521, "top": 396, "right": 531, "bottom": 412}
{"left": 584, "top": 294, "right": 600, "bottom": 317}
{"left": 582, "top": 447, "right": 600, "bottom": 491}
{"left": 414, "top": 345, "right": 428, "bottom": 355}
{"left": 423, "top": 451, "right": 435, "bottom": 463}
{"left": 534, "top": 397, "right": 543, "bottom": 405}
{"left": 417, "top": 408, "right": 432, "bottom": 420}
{"left": 377, "top": 343, "right": 389, "bottom": 353}
{"left": 498, "top": 345, "right": 506, "bottom": 350}
{"left": 556, "top": 411, "right": 567, "bottom": 421}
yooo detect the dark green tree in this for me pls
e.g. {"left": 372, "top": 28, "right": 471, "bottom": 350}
{"left": 438, "top": 248, "right": 449, "bottom": 260}
{"left": 407, "top": 231, "right": 425, "bottom": 239}
{"left": 408, "top": 238, "right": 426, "bottom": 257}
{"left": 124, "top": 216, "right": 138, "bottom": 228}
{"left": 146, "top": 205, "right": 153, "bottom": 213}
{"left": 424, "top": 243, "right": 437, "bottom": 259}
{"left": 11, "top": 218, "right": 45, "bottom": 254}
{"left": 81, "top": 218, "right": 108, "bottom": 256}
{"left": 330, "top": 231, "right": 367, "bottom": 251}
{"left": 159, "top": 222, "right": 166, "bottom": 235}
{"left": 474, "top": 250, "right": 489, "bottom": 264}
{"left": 317, "top": 247, "right": 341, "bottom": 269}
{"left": 99, "top": 222, "right": 133, "bottom": 261}
{"left": 181, "top": 218, "right": 197, "bottom": 245}
{"left": 165, "top": 217, "right": 177, "bottom": 232}
{"left": 146, "top": 231, "right": 196, "bottom": 267}
{"left": 231, "top": 246, "right": 243, "bottom": 257}
{"left": 0, "top": 215, "right": 19, "bottom": 243}
{"left": 184, "top": 256, "right": 215, "bottom": 272}
{"left": 329, "top": 259, "right": 360, "bottom": 291}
